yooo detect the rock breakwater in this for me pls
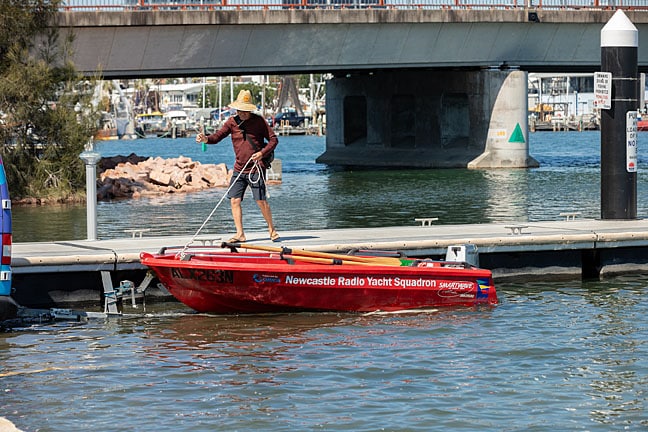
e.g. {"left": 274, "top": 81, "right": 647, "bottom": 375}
{"left": 98, "top": 154, "right": 231, "bottom": 200}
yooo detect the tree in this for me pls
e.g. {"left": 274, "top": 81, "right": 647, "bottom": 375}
{"left": 199, "top": 83, "right": 220, "bottom": 109}
{"left": 0, "top": 0, "right": 98, "bottom": 200}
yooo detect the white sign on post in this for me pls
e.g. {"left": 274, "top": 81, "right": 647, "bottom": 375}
{"left": 640, "top": 73, "right": 646, "bottom": 111}
{"left": 627, "top": 110, "right": 638, "bottom": 173}
{"left": 594, "top": 72, "right": 612, "bottom": 110}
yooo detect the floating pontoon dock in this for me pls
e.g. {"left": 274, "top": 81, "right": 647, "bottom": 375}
{"left": 10, "top": 218, "right": 648, "bottom": 308}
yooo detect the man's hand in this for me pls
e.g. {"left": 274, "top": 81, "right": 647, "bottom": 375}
{"left": 196, "top": 133, "right": 206, "bottom": 143}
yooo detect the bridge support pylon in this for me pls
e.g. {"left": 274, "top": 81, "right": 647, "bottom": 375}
{"left": 468, "top": 69, "right": 539, "bottom": 169}
{"left": 317, "top": 69, "right": 538, "bottom": 169}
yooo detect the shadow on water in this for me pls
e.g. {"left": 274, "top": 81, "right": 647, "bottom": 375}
{"left": 137, "top": 308, "right": 488, "bottom": 346}
{"left": 141, "top": 312, "right": 353, "bottom": 348}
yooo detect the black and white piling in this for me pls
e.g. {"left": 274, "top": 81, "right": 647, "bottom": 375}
{"left": 600, "top": 10, "right": 639, "bottom": 220}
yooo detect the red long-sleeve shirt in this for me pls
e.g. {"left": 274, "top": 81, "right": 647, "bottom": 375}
{"left": 206, "top": 114, "right": 278, "bottom": 172}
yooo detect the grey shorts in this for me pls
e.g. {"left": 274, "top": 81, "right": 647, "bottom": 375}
{"left": 227, "top": 171, "right": 267, "bottom": 201}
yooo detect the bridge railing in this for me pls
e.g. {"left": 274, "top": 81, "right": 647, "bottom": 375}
{"left": 59, "top": 0, "right": 648, "bottom": 12}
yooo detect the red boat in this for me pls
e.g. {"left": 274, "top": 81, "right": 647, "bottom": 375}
{"left": 140, "top": 243, "right": 497, "bottom": 314}
{"left": 638, "top": 118, "right": 648, "bottom": 131}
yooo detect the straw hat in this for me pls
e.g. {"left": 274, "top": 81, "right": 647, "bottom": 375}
{"left": 229, "top": 90, "right": 257, "bottom": 112}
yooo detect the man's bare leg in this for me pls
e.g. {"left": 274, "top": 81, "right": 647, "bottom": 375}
{"left": 230, "top": 197, "right": 246, "bottom": 241}
{"left": 256, "top": 200, "right": 279, "bottom": 240}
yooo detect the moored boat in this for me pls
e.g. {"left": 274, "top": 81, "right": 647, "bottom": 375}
{"left": 94, "top": 112, "right": 118, "bottom": 141}
{"left": 140, "top": 244, "right": 497, "bottom": 314}
{"left": 158, "top": 110, "right": 192, "bottom": 138}
{"left": 638, "top": 117, "right": 648, "bottom": 132}
{"left": 135, "top": 111, "right": 166, "bottom": 138}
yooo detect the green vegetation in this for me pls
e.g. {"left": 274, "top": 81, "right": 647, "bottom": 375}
{"left": 0, "top": 0, "right": 98, "bottom": 202}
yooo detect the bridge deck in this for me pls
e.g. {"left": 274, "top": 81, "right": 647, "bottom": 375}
{"left": 56, "top": 9, "right": 648, "bottom": 77}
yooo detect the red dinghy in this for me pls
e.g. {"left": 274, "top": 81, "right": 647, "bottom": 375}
{"left": 140, "top": 244, "right": 497, "bottom": 314}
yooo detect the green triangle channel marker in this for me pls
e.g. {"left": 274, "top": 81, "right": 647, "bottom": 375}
{"left": 508, "top": 123, "right": 526, "bottom": 143}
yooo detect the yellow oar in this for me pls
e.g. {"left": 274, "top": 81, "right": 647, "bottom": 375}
{"left": 282, "top": 254, "right": 376, "bottom": 266}
{"left": 223, "top": 242, "right": 411, "bottom": 266}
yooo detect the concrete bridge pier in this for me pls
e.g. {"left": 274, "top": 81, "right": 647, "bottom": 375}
{"left": 468, "top": 69, "right": 539, "bottom": 169}
{"left": 317, "top": 69, "right": 538, "bottom": 169}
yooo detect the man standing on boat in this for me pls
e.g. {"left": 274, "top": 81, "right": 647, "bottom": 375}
{"left": 196, "top": 90, "right": 280, "bottom": 243}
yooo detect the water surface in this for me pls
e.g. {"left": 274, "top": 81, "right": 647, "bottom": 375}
{"left": 3, "top": 132, "right": 648, "bottom": 431}
{"left": 2, "top": 277, "right": 647, "bottom": 431}
{"left": 10, "top": 131, "right": 648, "bottom": 241}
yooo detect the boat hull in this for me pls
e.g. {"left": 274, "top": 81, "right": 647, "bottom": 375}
{"left": 140, "top": 249, "right": 497, "bottom": 314}
{"left": 638, "top": 120, "right": 648, "bottom": 131}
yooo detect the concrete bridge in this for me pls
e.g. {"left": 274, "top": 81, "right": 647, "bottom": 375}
{"left": 58, "top": 9, "right": 648, "bottom": 77}
{"left": 55, "top": 8, "right": 648, "bottom": 168}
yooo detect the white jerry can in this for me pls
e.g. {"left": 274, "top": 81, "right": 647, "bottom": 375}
{"left": 445, "top": 244, "right": 479, "bottom": 267}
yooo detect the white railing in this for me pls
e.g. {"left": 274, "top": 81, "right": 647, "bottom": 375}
{"left": 59, "top": 0, "right": 648, "bottom": 12}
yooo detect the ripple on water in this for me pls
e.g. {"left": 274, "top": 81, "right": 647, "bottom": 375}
{"left": 2, "top": 277, "right": 648, "bottom": 431}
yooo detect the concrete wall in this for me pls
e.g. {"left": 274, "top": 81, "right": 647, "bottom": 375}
{"left": 317, "top": 69, "right": 537, "bottom": 168}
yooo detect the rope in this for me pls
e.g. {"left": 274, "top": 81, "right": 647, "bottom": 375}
{"left": 178, "top": 156, "right": 267, "bottom": 258}
{"left": 248, "top": 158, "right": 269, "bottom": 198}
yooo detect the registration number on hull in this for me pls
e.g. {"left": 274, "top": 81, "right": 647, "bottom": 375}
{"left": 171, "top": 268, "right": 234, "bottom": 283}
